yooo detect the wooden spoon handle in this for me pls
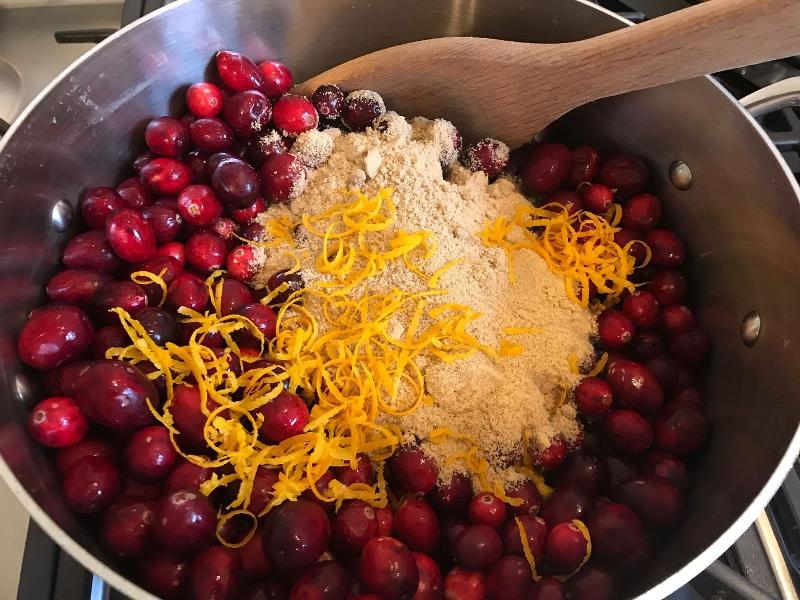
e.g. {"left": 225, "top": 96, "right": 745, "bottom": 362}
{"left": 563, "top": 0, "right": 800, "bottom": 101}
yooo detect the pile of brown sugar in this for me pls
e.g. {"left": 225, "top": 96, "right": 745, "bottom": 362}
{"left": 253, "top": 112, "right": 596, "bottom": 487}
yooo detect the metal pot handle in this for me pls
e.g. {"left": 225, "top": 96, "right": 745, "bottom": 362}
{"left": 740, "top": 76, "right": 800, "bottom": 117}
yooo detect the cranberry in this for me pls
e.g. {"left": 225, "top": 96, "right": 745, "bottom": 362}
{"left": 342, "top": 90, "right": 386, "bottom": 131}
{"left": 170, "top": 384, "right": 217, "bottom": 449}
{"left": 190, "top": 546, "right": 242, "bottom": 600}
{"left": 231, "top": 197, "right": 266, "bottom": 225}
{"left": 545, "top": 522, "right": 586, "bottom": 573}
{"left": 670, "top": 328, "right": 710, "bottom": 366}
{"left": 540, "top": 485, "right": 590, "bottom": 525}
{"left": 577, "top": 183, "right": 612, "bottom": 214}
{"left": 483, "top": 556, "right": 532, "bottom": 600}
{"left": 376, "top": 506, "right": 394, "bottom": 536}
{"left": 225, "top": 244, "right": 255, "bottom": 281}
{"left": 165, "top": 460, "right": 213, "bottom": 494}
{"left": 145, "top": 117, "right": 189, "bottom": 157}
{"left": 264, "top": 270, "right": 303, "bottom": 305}
{"left": 606, "top": 358, "right": 664, "bottom": 416}
{"left": 101, "top": 498, "right": 155, "bottom": 557}
{"left": 443, "top": 568, "right": 485, "bottom": 600}
{"left": 530, "top": 577, "right": 564, "bottom": 600}
{"left": 623, "top": 291, "right": 660, "bottom": 329}
{"left": 630, "top": 331, "right": 665, "bottom": 361}
{"left": 235, "top": 303, "right": 278, "bottom": 345}
{"left": 501, "top": 515, "right": 547, "bottom": 561}
{"left": 546, "top": 189, "right": 582, "bottom": 215}
{"left": 531, "top": 437, "right": 567, "bottom": 472}
{"left": 224, "top": 90, "right": 272, "bottom": 137}
{"left": 660, "top": 305, "right": 694, "bottom": 335}
{"left": 597, "top": 309, "right": 635, "bottom": 350}
{"left": 288, "top": 561, "right": 350, "bottom": 600}
{"left": 186, "top": 82, "right": 224, "bottom": 117}
{"left": 504, "top": 480, "right": 540, "bottom": 517}
{"left": 176, "top": 184, "right": 223, "bottom": 226}
{"left": 123, "top": 425, "right": 177, "bottom": 481}
{"left": 212, "top": 158, "right": 261, "bottom": 208}
{"left": 672, "top": 386, "right": 703, "bottom": 406}
{"left": 244, "top": 581, "right": 287, "bottom": 600}
{"left": 394, "top": 498, "right": 440, "bottom": 553}
{"left": 270, "top": 95, "right": 318, "bottom": 136}
{"left": 599, "top": 454, "right": 638, "bottom": 494}
{"left": 410, "top": 552, "right": 443, "bottom": 600}
{"left": 117, "top": 176, "right": 154, "bottom": 210}
{"left": 453, "top": 525, "right": 502, "bottom": 571}
{"left": 521, "top": 143, "right": 570, "bottom": 195}
{"left": 230, "top": 531, "right": 270, "bottom": 581}
{"left": 248, "top": 131, "right": 289, "bottom": 167}
{"left": 204, "top": 281, "right": 249, "bottom": 319}
{"left": 468, "top": 493, "right": 506, "bottom": 529}
{"left": 133, "top": 307, "right": 176, "bottom": 345}
{"left": 646, "top": 229, "right": 685, "bottom": 268}
{"left": 216, "top": 50, "right": 268, "bottom": 92}
{"left": 190, "top": 117, "right": 234, "bottom": 152}
{"left": 643, "top": 356, "right": 684, "bottom": 393}
{"left": 18, "top": 304, "right": 93, "bottom": 370}
{"left": 330, "top": 499, "right": 378, "bottom": 558}
{"left": 63, "top": 230, "right": 121, "bottom": 272}
{"left": 615, "top": 474, "right": 684, "bottom": 529}
{"left": 142, "top": 204, "right": 183, "bottom": 244}
{"left": 140, "top": 158, "right": 193, "bottom": 196}
{"left": 104, "top": 208, "right": 156, "bottom": 264}
{"left": 587, "top": 501, "right": 646, "bottom": 566}
{"left": 333, "top": 453, "right": 373, "bottom": 486}
{"left": 430, "top": 472, "right": 473, "bottom": 514}
{"left": 622, "top": 193, "right": 661, "bottom": 232}
{"left": 156, "top": 241, "right": 186, "bottom": 265}
{"left": 241, "top": 222, "right": 266, "bottom": 241}
{"left": 184, "top": 231, "right": 226, "bottom": 272}
{"left": 574, "top": 377, "right": 613, "bottom": 418}
{"left": 136, "top": 255, "right": 183, "bottom": 303}
{"left": 554, "top": 452, "right": 603, "bottom": 496}
{"left": 46, "top": 270, "right": 109, "bottom": 305}
{"left": 256, "top": 390, "right": 309, "bottom": 443}
{"left": 614, "top": 228, "right": 648, "bottom": 267}
{"left": 568, "top": 145, "right": 599, "bottom": 188}
{"left": 138, "top": 551, "right": 189, "bottom": 598}
{"left": 82, "top": 187, "right": 125, "bottom": 229}
{"left": 568, "top": 565, "right": 617, "bottom": 600}
{"left": 640, "top": 452, "right": 689, "bottom": 492}
{"left": 359, "top": 536, "right": 419, "bottom": 599}
{"left": 184, "top": 151, "right": 210, "bottom": 184}
{"left": 463, "top": 138, "right": 509, "bottom": 178}
{"left": 264, "top": 500, "right": 330, "bottom": 572}
{"left": 167, "top": 273, "right": 209, "bottom": 311}
{"left": 253, "top": 60, "right": 291, "bottom": 97}
{"left": 77, "top": 360, "right": 156, "bottom": 430}
{"left": 153, "top": 489, "right": 216, "bottom": 555}
{"left": 604, "top": 409, "right": 653, "bottom": 455}
{"left": 62, "top": 456, "right": 120, "bottom": 514}
{"left": 93, "top": 281, "right": 148, "bottom": 322}
{"left": 654, "top": 401, "right": 710, "bottom": 456}
{"left": 132, "top": 151, "right": 155, "bottom": 173}
{"left": 312, "top": 84, "right": 345, "bottom": 120}
{"left": 389, "top": 447, "right": 439, "bottom": 495}
{"left": 598, "top": 154, "right": 648, "bottom": 198}
{"left": 28, "top": 396, "right": 88, "bottom": 448}
{"left": 56, "top": 435, "right": 116, "bottom": 474}
{"left": 260, "top": 153, "right": 308, "bottom": 204}
{"left": 648, "top": 270, "right": 688, "bottom": 306}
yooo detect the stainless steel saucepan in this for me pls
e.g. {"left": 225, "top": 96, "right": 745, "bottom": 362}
{"left": 1, "top": 0, "right": 800, "bottom": 597}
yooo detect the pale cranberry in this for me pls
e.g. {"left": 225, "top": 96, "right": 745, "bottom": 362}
{"left": 463, "top": 138, "right": 509, "bottom": 178}
{"left": 140, "top": 158, "right": 193, "bottom": 196}
{"left": 647, "top": 270, "right": 687, "bottom": 306}
{"left": 521, "top": 143, "right": 570, "bottom": 195}
{"left": 312, "top": 84, "right": 345, "bottom": 120}
{"left": 606, "top": 358, "right": 664, "bottom": 416}
{"left": 443, "top": 568, "right": 485, "bottom": 600}
{"left": 654, "top": 401, "right": 710, "bottom": 456}
{"left": 623, "top": 291, "right": 660, "bottom": 329}
{"left": 117, "top": 176, "right": 154, "bottom": 210}
{"left": 579, "top": 183, "right": 613, "bottom": 213}
{"left": 454, "top": 525, "right": 502, "bottom": 571}
{"left": 360, "top": 536, "right": 419, "bottom": 598}
{"left": 156, "top": 241, "right": 186, "bottom": 265}
{"left": 670, "top": 328, "right": 710, "bottom": 366}
{"left": 646, "top": 229, "right": 685, "bottom": 268}
{"left": 63, "top": 230, "right": 121, "bottom": 272}
{"left": 81, "top": 187, "right": 124, "bottom": 229}
{"left": 177, "top": 184, "right": 223, "bottom": 226}
{"left": 546, "top": 189, "right": 582, "bottom": 215}
{"left": 597, "top": 309, "right": 635, "bottom": 350}
{"left": 614, "top": 228, "right": 648, "bottom": 267}
{"left": 272, "top": 95, "right": 318, "bottom": 136}
{"left": 77, "top": 360, "right": 156, "bottom": 430}
{"left": 622, "top": 193, "right": 661, "bottom": 232}
{"left": 333, "top": 453, "right": 373, "bottom": 486}
{"left": 101, "top": 498, "right": 155, "bottom": 557}
{"left": 260, "top": 153, "right": 308, "bottom": 204}
{"left": 257, "top": 390, "right": 308, "bottom": 443}
{"left": 153, "top": 489, "right": 216, "bottom": 555}
{"left": 190, "top": 117, "right": 234, "bottom": 152}
{"left": 46, "top": 270, "right": 109, "bottom": 305}
{"left": 568, "top": 145, "right": 599, "bottom": 188}
{"left": 18, "top": 304, "right": 93, "bottom": 370}
{"left": 342, "top": 90, "right": 386, "bottom": 131}
{"left": 186, "top": 82, "right": 224, "bottom": 117}
{"left": 531, "top": 436, "right": 567, "bottom": 472}
{"left": 545, "top": 522, "right": 586, "bottom": 573}
{"left": 468, "top": 493, "right": 506, "bottom": 530}
{"left": 389, "top": 447, "right": 438, "bottom": 495}
{"left": 376, "top": 506, "right": 394, "bottom": 536}
{"left": 224, "top": 90, "right": 272, "bottom": 136}
{"left": 235, "top": 303, "right": 278, "bottom": 345}
{"left": 185, "top": 231, "right": 226, "bottom": 272}
{"left": 138, "top": 551, "right": 189, "bottom": 598}
{"left": 28, "top": 396, "right": 88, "bottom": 448}
{"left": 331, "top": 499, "right": 378, "bottom": 558}
{"left": 430, "top": 472, "right": 473, "bottom": 514}
{"left": 216, "top": 50, "right": 268, "bottom": 92}
{"left": 62, "top": 455, "right": 120, "bottom": 514}
{"left": 212, "top": 158, "right": 261, "bottom": 208}
{"left": 167, "top": 273, "right": 208, "bottom": 311}
{"left": 145, "top": 117, "right": 189, "bottom": 157}
{"left": 530, "top": 577, "right": 564, "bottom": 600}
{"left": 599, "top": 154, "right": 648, "bottom": 198}
{"left": 394, "top": 498, "right": 440, "bottom": 553}
{"left": 142, "top": 204, "right": 183, "bottom": 243}
{"left": 587, "top": 501, "right": 646, "bottom": 567}
{"left": 540, "top": 485, "right": 590, "bottom": 525}
{"left": 506, "top": 480, "right": 541, "bottom": 517}
{"left": 263, "top": 500, "right": 330, "bottom": 572}
{"left": 93, "top": 281, "right": 148, "bottom": 322}
{"left": 604, "top": 409, "right": 653, "bottom": 455}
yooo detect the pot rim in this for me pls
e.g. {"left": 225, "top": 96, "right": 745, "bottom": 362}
{"left": 1, "top": 1, "right": 799, "bottom": 598}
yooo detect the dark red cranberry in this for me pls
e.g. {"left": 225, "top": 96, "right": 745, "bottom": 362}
{"left": 190, "top": 117, "right": 234, "bottom": 152}
{"left": 568, "top": 144, "right": 599, "bottom": 188}
{"left": 93, "top": 281, "right": 148, "bottom": 322}
{"left": 521, "top": 143, "right": 570, "bottom": 195}
{"left": 224, "top": 90, "right": 272, "bottom": 137}
{"left": 167, "top": 273, "right": 208, "bottom": 312}
{"left": 545, "top": 522, "right": 587, "bottom": 573}
{"left": 333, "top": 453, "right": 373, "bottom": 486}
{"left": 177, "top": 184, "right": 223, "bottom": 226}
{"left": 606, "top": 358, "right": 664, "bottom": 416}
{"left": 28, "top": 396, "right": 88, "bottom": 448}
{"left": 289, "top": 561, "right": 350, "bottom": 600}
{"left": 376, "top": 506, "right": 394, "bottom": 537}
{"left": 671, "top": 386, "right": 702, "bottom": 406}
{"left": 272, "top": 95, "right": 319, "bottom": 136}
{"left": 216, "top": 50, "right": 267, "bottom": 92}
{"left": 463, "top": 138, "right": 509, "bottom": 178}
{"left": 630, "top": 331, "right": 665, "bottom": 361}
{"left": 599, "top": 154, "right": 648, "bottom": 198}
{"left": 89, "top": 325, "right": 128, "bottom": 358}
{"left": 231, "top": 197, "right": 266, "bottom": 224}
{"left": 604, "top": 409, "right": 653, "bottom": 455}
{"left": 614, "top": 228, "right": 648, "bottom": 267}
{"left": 123, "top": 425, "right": 177, "bottom": 481}
{"left": 506, "top": 480, "right": 541, "bottom": 517}
{"left": 145, "top": 117, "right": 189, "bottom": 157}
{"left": 18, "top": 304, "right": 93, "bottom": 370}
{"left": 82, "top": 187, "right": 124, "bottom": 229}
{"left": 530, "top": 577, "right": 564, "bottom": 600}
{"left": 586, "top": 500, "right": 646, "bottom": 566}
{"left": 648, "top": 270, "right": 687, "bottom": 306}
{"left": 235, "top": 303, "right": 278, "bottom": 345}
{"left": 554, "top": 452, "right": 603, "bottom": 496}
{"left": 142, "top": 204, "right": 183, "bottom": 244}
{"left": 568, "top": 565, "right": 617, "bottom": 600}
{"left": 263, "top": 500, "right": 330, "bottom": 572}
{"left": 641, "top": 452, "right": 689, "bottom": 492}
{"left": 389, "top": 447, "right": 439, "bottom": 495}
{"left": 546, "top": 189, "right": 582, "bottom": 215}
{"left": 255, "top": 60, "right": 292, "bottom": 97}
{"left": 138, "top": 551, "right": 189, "bottom": 598}
{"left": 342, "top": 90, "right": 386, "bottom": 132}
{"left": 574, "top": 377, "right": 613, "bottom": 418}
{"left": 622, "top": 193, "right": 661, "bottom": 232}
{"left": 184, "top": 150, "right": 209, "bottom": 184}
{"left": 247, "top": 132, "right": 288, "bottom": 167}
{"left": 226, "top": 244, "right": 256, "bottom": 281}
{"left": 106, "top": 207, "right": 157, "bottom": 263}
{"left": 443, "top": 517, "right": 468, "bottom": 550}
{"left": 63, "top": 230, "right": 121, "bottom": 272}
{"left": 46, "top": 270, "right": 109, "bottom": 305}
{"left": 646, "top": 229, "right": 685, "bottom": 268}
{"left": 117, "top": 176, "right": 154, "bottom": 210}
{"left": 257, "top": 390, "right": 309, "bottom": 443}
{"left": 654, "top": 401, "right": 710, "bottom": 456}
{"left": 394, "top": 497, "right": 440, "bottom": 553}
{"left": 155, "top": 241, "right": 186, "bottom": 265}
{"left": 243, "top": 581, "right": 287, "bottom": 600}
{"left": 232, "top": 530, "right": 271, "bottom": 581}
{"left": 191, "top": 546, "right": 242, "bottom": 600}
{"left": 312, "top": 84, "right": 345, "bottom": 119}
{"left": 62, "top": 455, "right": 120, "bottom": 514}
{"left": 661, "top": 304, "right": 695, "bottom": 335}
{"left": 531, "top": 437, "right": 567, "bottom": 472}
{"left": 644, "top": 355, "right": 685, "bottom": 393}
{"left": 132, "top": 151, "right": 155, "bottom": 173}
{"left": 623, "top": 291, "right": 660, "bottom": 329}
{"left": 101, "top": 498, "right": 155, "bottom": 557}
{"left": 140, "top": 158, "right": 193, "bottom": 196}
{"left": 217, "top": 278, "right": 254, "bottom": 316}
{"left": 670, "top": 328, "right": 710, "bottom": 366}
{"left": 266, "top": 269, "right": 304, "bottom": 304}
{"left": 331, "top": 499, "right": 378, "bottom": 558}
{"left": 501, "top": 515, "right": 547, "bottom": 561}
{"left": 185, "top": 231, "right": 227, "bottom": 272}
{"left": 443, "top": 568, "right": 485, "bottom": 600}
{"left": 578, "top": 183, "right": 613, "bottom": 214}
{"left": 212, "top": 158, "right": 261, "bottom": 208}
{"left": 485, "top": 556, "right": 533, "bottom": 600}
{"left": 170, "top": 383, "right": 215, "bottom": 450}
{"left": 599, "top": 454, "right": 638, "bottom": 494}
{"left": 411, "top": 552, "right": 443, "bottom": 600}
{"left": 469, "top": 493, "right": 506, "bottom": 530}
{"left": 453, "top": 525, "right": 502, "bottom": 571}
{"left": 430, "top": 472, "right": 473, "bottom": 514}
{"left": 77, "top": 360, "right": 156, "bottom": 430}
{"left": 597, "top": 309, "right": 635, "bottom": 350}
{"left": 165, "top": 460, "right": 213, "bottom": 494}
{"left": 153, "top": 489, "right": 216, "bottom": 555}
{"left": 360, "top": 536, "right": 419, "bottom": 599}
{"left": 134, "top": 307, "right": 177, "bottom": 346}
{"left": 56, "top": 435, "right": 116, "bottom": 474}
{"left": 540, "top": 485, "right": 590, "bottom": 525}
{"left": 186, "top": 82, "right": 224, "bottom": 117}
{"left": 136, "top": 255, "right": 184, "bottom": 304}
{"left": 241, "top": 222, "right": 266, "bottom": 241}
{"left": 615, "top": 474, "right": 684, "bottom": 528}
{"left": 260, "top": 153, "right": 308, "bottom": 204}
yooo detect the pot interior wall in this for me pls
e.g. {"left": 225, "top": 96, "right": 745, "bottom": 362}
{"left": 1, "top": 0, "right": 799, "bottom": 597}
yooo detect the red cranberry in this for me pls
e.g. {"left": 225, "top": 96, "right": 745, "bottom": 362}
{"left": 224, "top": 90, "right": 272, "bottom": 137}
{"left": 105, "top": 207, "right": 156, "bottom": 263}
{"left": 177, "top": 184, "right": 223, "bottom": 226}
{"left": 226, "top": 244, "right": 256, "bottom": 281}
{"left": 248, "top": 132, "right": 288, "bottom": 167}
{"left": 545, "top": 522, "right": 586, "bottom": 574}
{"left": 171, "top": 384, "right": 217, "bottom": 450}
{"left": 468, "top": 493, "right": 506, "bottom": 530}
{"left": 56, "top": 435, "right": 116, "bottom": 474}
{"left": 62, "top": 456, "right": 120, "bottom": 514}
{"left": 360, "top": 536, "right": 419, "bottom": 599}
{"left": 646, "top": 229, "right": 685, "bottom": 268}
{"left": 505, "top": 480, "right": 540, "bottom": 517}
{"left": 145, "top": 117, "right": 189, "bottom": 157}
{"left": 411, "top": 552, "right": 443, "bottom": 600}
{"left": 233, "top": 530, "right": 271, "bottom": 581}
{"left": 484, "top": 556, "right": 533, "bottom": 600}
{"left": 190, "top": 117, "right": 234, "bottom": 152}
{"left": 191, "top": 546, "right": 242, "bottom": 600}
{"left": 132, "top": 151, "right": 155, "bottom": 173}
{"left": 46, "top": 270, "right": 109, "bottom": 305}
{"left": 540, "top": 485, "right": 590, "bottom": 525}
{"left": 648, "top": 270, "right": 687, "bottom": 306}
{"left": 82, "top": 187, "right": 124, "bottom": 229}
{"left": 272, "top": 95, "right": 319, "bottom": 136}
{"left": 156, "top": 241, "right": 186, "bottom": 265}
{"left": 623, "top": 291, "right": 660, "bottom": 329}
{"left": 622, "top": 193, "right": 661, "bottom": 232}
{"left": 574, "top": 377, "right": 613, "bottom": 418}
{"left": 654, "top": 401, "right": 710, "bottom": 456}
{"left": 186, "top": 82, "right": 224, "bottom": 117}
{"left": 376, "top": 506, "right": 394, "bottom": 536}
{"left": 501, "top": 515, "right": 547, "bottom": 561}
{"left": 568, "top": 565, "right": 617, "bottom": 600}
{"left": 521, "top": 143, "right": 570, "bottom": 195}
{"left": 606, "top": 358, "right": 664, "bottom": 416}
{"left": 93, "top": 281, "right": 148, "bottom": 322}
{"left": 661, "top": 304, "right": 695, "bottom": 335}
{"left": 587, "top": 501, "right": 646, "bottom": 566}
{"left": 614, "top": 228, "right": 648, "bottom": 267}
{"left": 257, "top": 60, "right": 293, "bottom": 97}
{"left": 165, "top": 460, "right": 213, "bottom": 494}
{"left": 443, "top": 568, "right": 485, "bottom": 600}
{"left": 333, "top": 453, "right": 373, "bottom": 486}
{"left": 530, "top": 577, "right": 564, "bottom": 600}
{"left": 641, "top": 452, "right": 689, "bottom": 492}
{"left": 257, "top": 390, "right": 309, "bottom": 443}
{"left": 216, "top": 50, "right": 268, "bottom": 92}
{"left": 28, "top": 396, "right": 88, "bottom": 448}
{"left": 140, "top": 158, "right": 193, "bottom": 196}
{"left": 670, "top": 328, "right": 710, "bottom": 366}
{"left": 546, "top": 189, "right": 582, "bottom": 215}
{"left": 289, "top": 561, "right": 350, "bottom": 600}
{"left": 312, "top": 84, "right": 345, "bottom": 119}
{"left": 209, "top": 280, "right": 251, "bottom": 318}
{"left": 604, "top": 409, "right": 653, "bottom": 455}
{"left": 117, "top": 176, "right": 154, "bottom": 209}
{"left": 554, "top": 452, "right": 603, "bottom": 496}
{"left": 18, "top": 304, "right": 93, "bottom": 370}
{"left": 212, "top": 158, "right": 261, "bottom": 208}
{"left": 153, "top": 489, "right": 216, "bottom": 555}
{"left": 260, "top": 153, "right": 308, "bottom": 204}
{"left": 331, "top": 499, "right": 378, "bottom": 558}
{"left": 615, "top": 474, "right": 683, "bottom": 529}
{"left": 138, "top": 551, "right": 189, "bottom": 598}
{"left": 167, "top": 273, "right": 208, "bottom": 311}
{"left": 123, "top": 425, "right": 177, "bottom": 481}
{"left": 430, "top": 472, "right": 473, "bottom": 514}
{"left": 597, "top": 309, "right": 635, "bottom": 350}
{"left": 63, "top": 230, "right": 121, "bottom": 272}
{"left": 394, "top": 498, "right": 440, "bottom": 553}
{"left": 230, "top": 198, "right": 265, "bottom": 226}
{"left": 389, "top": 447, "right": 439, "bottom": 495}
{"left": 185, "top": 231, "right": 226, "bottom": 272}
{"left": 463, "top": 138, "right": 509, "bottom": 178}
{"left": 264, "top": 500, "right": 330, "bottom": 572}
{"left": 142, "top": 204, "right": 183, "bottom": 243}
{"left": 453, "top": 525, "right": 502, "bottom": 571}
{"left": 531, "top": 437, "right": 567, "bottom": 472}
{"left": 77, "top": 360, "right": 156, "bottom": 430}
{"left": 578, "top": 183, "right": 613, "bottom": 214}
{"left": 101, "top": 498, "right": 155, "bottom": 557}
{"left": 342, "top": 90, "right": 386, "bottom": 132}
{"left": 236, "top": 303, "right": 278, "bottom": 345}
{"left": 599, "top": 154, "right": 648, "bottom": 198}
{"left": 568, "top": 144, "right": 599, "bottom": 188}
{"left": 136, "top": 255, "right": 183, "bottom": 303}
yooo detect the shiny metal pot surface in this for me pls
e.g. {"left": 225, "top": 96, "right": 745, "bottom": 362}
{"left": 1, "top": 0, "right": 800, "bottom": 598}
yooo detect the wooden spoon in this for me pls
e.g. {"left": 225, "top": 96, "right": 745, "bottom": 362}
{"left": 298, "top": 0, "right": 800, "bottom": 146}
